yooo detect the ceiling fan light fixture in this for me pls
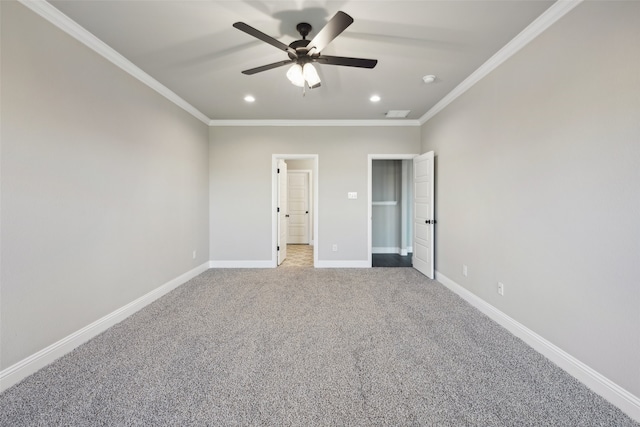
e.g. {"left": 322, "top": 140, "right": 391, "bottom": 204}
{"left": 302, "top": 63, "right": 321, "bottom": 89}
{"left": 286, "top": 64, "right": 305, "bottom": 87}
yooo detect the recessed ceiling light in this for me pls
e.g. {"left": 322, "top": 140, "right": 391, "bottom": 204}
{"left": 370, "top": 95, "right": 381, "bottom": 102}
{"left": 422, "top": 75, "right": 436, "bottom": 84}
{"left": 244, "top": 95, "right": 255, "bottom": 103}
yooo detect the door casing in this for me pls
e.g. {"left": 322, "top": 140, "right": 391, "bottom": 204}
{"left": 367, "top": 154, "right": 420, "bottom": 267}
{"left": 272, "top": 154, "right": 319, "bottom": 267}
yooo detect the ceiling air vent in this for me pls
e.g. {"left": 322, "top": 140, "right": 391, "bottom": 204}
{"left": 385, "top": 110, "right": 410, "bottom": 118}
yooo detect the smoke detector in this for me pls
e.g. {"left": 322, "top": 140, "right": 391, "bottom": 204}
{"left": 422, "top": 75, "right": 436, "bottom": 84}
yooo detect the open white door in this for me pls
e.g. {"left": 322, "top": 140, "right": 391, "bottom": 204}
{"left": 413, "top": 151, "right": 435, "bottom": 278}
{"left": 277, "top": 160, "right": 288, "bottom": 265}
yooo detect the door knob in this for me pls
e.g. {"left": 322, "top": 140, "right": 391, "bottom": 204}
{"left": 425, "top": 219, "right": 437, "bottom": 224}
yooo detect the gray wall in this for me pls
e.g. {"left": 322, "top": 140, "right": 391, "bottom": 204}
{"left": 210, "top": 126, "right": 420, "bottom": 262}
{"left": 420, "top": 1, "right": 640, "bottom": 396}
{"left": 1, "top": 2, "right": 210, "bottom": 369}
{"left": 286, "top": 159, "right": 314, "bottom": 171}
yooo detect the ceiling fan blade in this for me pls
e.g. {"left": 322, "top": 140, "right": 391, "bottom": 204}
{"left": 315, "top": 55, "right": 378, "bottom": 69}
{"left": 241, "top": 59, "right": 295, "bottom": 75}
{"left": 308, "top": 11, "right": 354, "bottom": 53}
{"left": 233, "top": 22, "right": 297, "bottom": 57}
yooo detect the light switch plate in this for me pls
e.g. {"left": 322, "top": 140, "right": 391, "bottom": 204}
{"left": 348, "top": 192, "right": 358, "bottom": 199}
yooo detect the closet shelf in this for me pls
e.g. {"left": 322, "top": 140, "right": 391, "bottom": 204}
{"left": 372, "top": 201, "right": 398, "bottom": 206}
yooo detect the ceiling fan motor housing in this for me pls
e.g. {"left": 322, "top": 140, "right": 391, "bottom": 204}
{"left": 288, "top": 39, "right": 311, "bottom": 60}
{"left": 288, "top": 23, "right": 314, "bottom": 60}
{"left": 296, "top": 22, "right": 312, "bottom": 39}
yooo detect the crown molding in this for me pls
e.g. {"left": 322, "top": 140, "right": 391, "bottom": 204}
{"left": 419, "top": 0, "right": 583, "bottom": 125}
{"left": 19, "top": 0, "right": 582, "bottom": 129}
{"left": 18, "top": 0, "right": 211, "bottom": 125}
{"left": 209, "top": 119, "right": 421, "bottom": 127}
{"left": 17, "top": 1, "right": 417, "bottom": 129}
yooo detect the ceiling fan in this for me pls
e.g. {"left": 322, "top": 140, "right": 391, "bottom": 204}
{"left": 233, "top": 11, "right": 377, "bottom": 89}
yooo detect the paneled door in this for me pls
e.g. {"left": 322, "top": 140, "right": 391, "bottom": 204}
{"left": 287, "top": 171, "right": 310, "bottom": 244}
{"left": 277, "top": 160, "right": 288, "bottom": 265}
{"left": 413, "top": 151, "right": 434, "bottom": 278}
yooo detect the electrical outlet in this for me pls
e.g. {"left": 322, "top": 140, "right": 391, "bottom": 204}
{"left": 332, "top": 244, "right": 338, "bottom": 252}
{"left": 497, "top": 282, "right": 504, "bottom": 296}
{"left": 462, "top": 264, "right": 468, "bottom": 277}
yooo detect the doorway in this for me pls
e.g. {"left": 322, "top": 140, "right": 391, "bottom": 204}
{"left": 369, "top": 156, "right": 415, "bottom": 267}
{"left": 272, "top": 155, "right": 318, "bottom": 268}
{"left": 368, "top": 153, "right": 435, "bottom": 277}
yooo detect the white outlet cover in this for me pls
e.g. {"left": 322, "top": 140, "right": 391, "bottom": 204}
{"left": 348, "top": 192, "right": 358, "bottom": 199}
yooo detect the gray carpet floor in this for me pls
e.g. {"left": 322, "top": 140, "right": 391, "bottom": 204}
{"left": 1, "top": 268, "right": 637, "bottom": 426}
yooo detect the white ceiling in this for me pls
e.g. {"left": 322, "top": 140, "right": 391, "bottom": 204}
{"left": 47, "top": 0, "right": 555, "bottom": 122}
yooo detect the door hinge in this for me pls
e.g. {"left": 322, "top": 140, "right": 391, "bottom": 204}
{"left": 277, "top": 207, "right": 280, "bottom": 213}
{"left": 277, "top": 246, "right": 280, "bottom": 251}
{"left": 277, "top": 168, "right": 280, "bottom": 173}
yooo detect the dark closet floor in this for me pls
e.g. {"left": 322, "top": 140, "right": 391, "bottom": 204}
{"left": 372, "top": 253, "right": 413, "bottom": 267}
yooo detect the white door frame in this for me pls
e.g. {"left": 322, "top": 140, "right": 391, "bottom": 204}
{"left": 272, "top": 154, "right": 319, "bottom": 268}
{"left": 367, "top": 154, "right": 419, "bottom": 267}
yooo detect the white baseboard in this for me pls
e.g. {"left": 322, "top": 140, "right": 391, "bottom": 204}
{"left": 208, "top": 259, "right": 368, "bottom": 269}
{"left": 372, "top": 246, "right": 400, "bottom": 254}
{"left": 208, "top": 260, "right": 275, "bottom": 268}
{"left": 0, "top": 262, "right": 210, "bottom": 393}
{"left": 315, "top": 260, "right": 369, "bottom": 268}
{"left": 435, "top": 271, "right": 640, "bottom": 423}
{"left": 372, "top": 247, "right": 413, "bottom": 255}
